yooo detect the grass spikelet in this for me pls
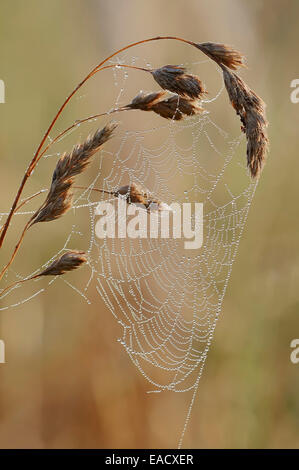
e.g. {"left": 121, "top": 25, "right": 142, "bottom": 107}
{"left": 221, "top": 66, "right": 268, "bottom": 177}
{"left": 125, "top": 92, "right": 204, "bottom": 120}
{"left": 98, "top": 182, "right": 171, "bottom": 212}
{"left": 31, "top": 122, "right": 117, "bottom": 225}
{"left": 125, "top": 91, "right": 166, "bottom": 110}
{"left": 117, "top": 183, "right": 171, "bottom": 212}
{"left": 151, "top": 65, "right": 205, "bottom": 99}
{"left": 151, "top": 96, "right": 204, "bottom": 120}
{"left": 36, "top": 250, "right": 87, "bottom": 277}
{"left": 194, "top": 42, "right": 245, "bottom": 70}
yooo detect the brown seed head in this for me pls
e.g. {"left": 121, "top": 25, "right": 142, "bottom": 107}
{"left": 37, "top": 250, "right": 87, "bottom": 277}
{"left": 51, "top": 122, "right": 118, "bottom": 183}
{"left": 194, "top": 42, "right": 245, "bottom": 70}
{"left": 116, "top": 183, "right": 148, "bottom": 205}
{"left": 115, "top": 183, "right": 171, "bottom": 211}
{"left": 222, "top": 66, "right": 268, "bottom": 177}
{"left": 125, "top": 91, "right": 166, "bottom": 111}
{"left": 125, "top": 92, "right": 204, "bottom": 121}
{"left": 152, "top": 96, "right": 205, "bottom": 120}
{"left": 31, "top": 122, "right": 117, "bottom": 224}
{"left": 151, "top": 65, "right": 205, "bottom": 99}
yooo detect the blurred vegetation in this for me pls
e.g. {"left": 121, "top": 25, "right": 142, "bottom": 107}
{"left": 0, "top": 0, "right": 298, "bottom": 449}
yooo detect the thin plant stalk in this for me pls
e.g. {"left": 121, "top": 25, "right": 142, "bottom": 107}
{"left": 0, "top": 277, "right": 32, "bottom": 297}
{"left": 0, "top": 219, "right": 32, "bottom": 281}
{"left": 0, "top": 190, "right": 46, "bottom": 234}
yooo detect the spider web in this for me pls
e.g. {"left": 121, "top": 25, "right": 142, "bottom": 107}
{"left": 0, "top": 49, "right": 258, "bottom": 447}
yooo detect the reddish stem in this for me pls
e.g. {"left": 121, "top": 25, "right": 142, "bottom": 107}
{"left": 0, "top": 219, "right": 32, "bottom": 281}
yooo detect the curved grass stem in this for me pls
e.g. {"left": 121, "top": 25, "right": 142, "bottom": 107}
{"left": 0, "top": 219, "right": 32, "bottom": 282}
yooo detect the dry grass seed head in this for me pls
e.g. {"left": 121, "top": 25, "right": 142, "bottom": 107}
{"left": 116, "top": 183, "right": 149, "bottom": 205}
{"left": 194, "top": 42, "right": 245, "bottom": 70}
{"left": 37, "top": 250, "right": 87, "bottom": 277}
{"left": 126, "top": 92, "right": 204, "bottom": 120}
{"left": 126, "top": 91, "right": 166, "bottom": 110}
{"left": 222, "top": 66, "right": 268, "bottom": 177}
{"left": 116, "top": 183, "right": 170, "bottom": 212}
{"left": 151, "top": 65, "right": 205, "bottom": 99}
{"left": 31, "top": 122, "right": 118, "bottom": 225}
{"left": 152, "top": 96, "right": 204, "bottom": 120}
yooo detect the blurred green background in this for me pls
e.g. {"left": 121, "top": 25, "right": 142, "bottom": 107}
{"left": 0, "top": 0, "right": 298, "bottom": 449}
